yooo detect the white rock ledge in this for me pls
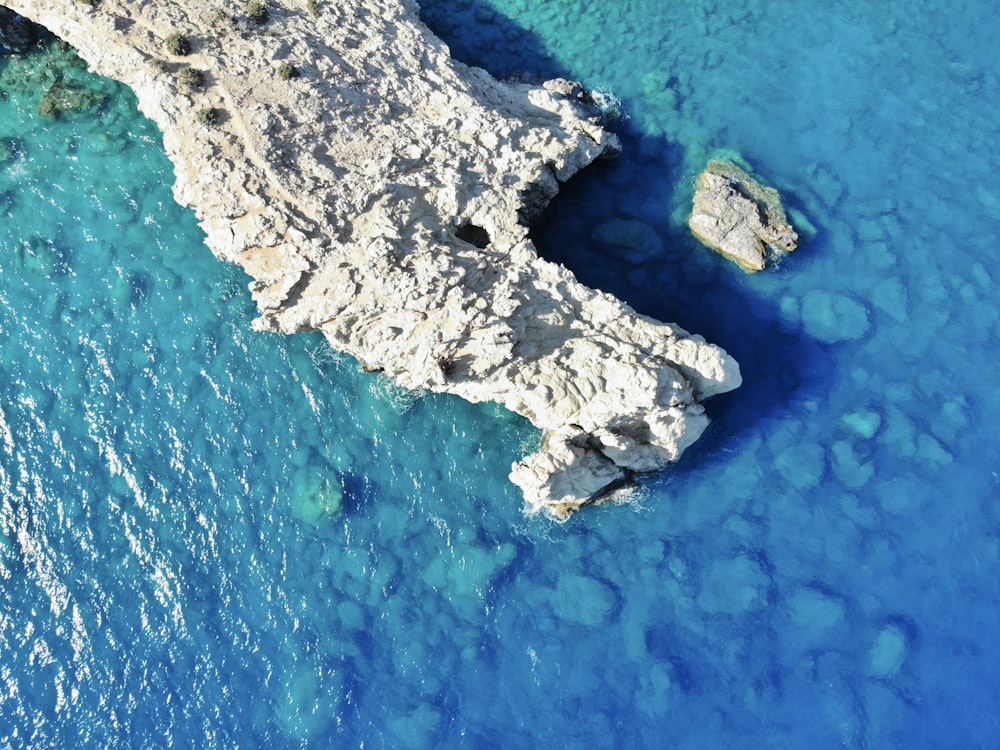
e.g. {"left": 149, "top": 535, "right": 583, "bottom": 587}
{"left": 6, "top": 0, "right": 741, "bottom": 519}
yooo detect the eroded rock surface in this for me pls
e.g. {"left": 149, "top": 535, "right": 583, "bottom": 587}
{"left": 5, "top": 0, "right": 741, "bottom": 519}
{"left": 689, "top": 158, "right": 798, "bottom": 272}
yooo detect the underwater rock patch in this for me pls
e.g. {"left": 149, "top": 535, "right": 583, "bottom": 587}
{"left": 38, "top": 79, "right": 106, "bottom": 117}
{"left": 289, "top": 469, "right": 344, "bottom": 524}
{"left": 553, "top": 574, "right": 616, "bottom": 627}
{"left": 841, "top": 409, "right": 882, "bottom": 439}
{"left": 867, "top": 623, "right": 909, "bottom": 678}
{"left": 801, "top": 290, "right": 871, "bottom": 344}
{"left": 775, "top": 443, "right": 826, "bottom": 490}
{"left": 15, "top": 235, "right": 67, "bottom": 276}
{"left": 0, "top": 135, "right": 23, "bottom": 165}
{"left": 592, "top": 218, "right": 663, "bottom": 263}
{"left": 697, "top": 555, "right": 770, "bottom": 614}
{"left": 787, "top": 586, "right": 845, "bottom": 634}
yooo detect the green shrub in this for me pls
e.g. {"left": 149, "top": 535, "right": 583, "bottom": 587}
{"left": 306, "top": 0, "right": 321, "bottom": 16}
{"left": 277, "top": 63, "right": 299, "bottom": 80}
{"left": 177, "top": 66, "right": 204, "bottom": 90}
{"left": 164, "top": 32, "right": 190, "bottom": 56}
{"left": 211, "top": 9, "right": 231, "bottom": 26}
{"left": 196, "top": 107, "right": 218, "bottom": 126}
{"left": 244, "top": 0, "right": 269, "bottom": 24}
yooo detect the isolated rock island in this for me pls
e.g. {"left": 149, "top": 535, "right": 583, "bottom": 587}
{"left": 4, "top": 0, "right": 741, "bottom": 519}
{"left": 689, "top": 158, "right": 798, "bottom": 272}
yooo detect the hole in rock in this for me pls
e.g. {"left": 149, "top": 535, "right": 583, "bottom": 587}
{"left": 455, "top": 222, "right": 491, "bottom": 248}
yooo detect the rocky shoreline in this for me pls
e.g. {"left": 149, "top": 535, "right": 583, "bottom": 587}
{"left": 2, "top": 0, "right": 741, "bottom": 519}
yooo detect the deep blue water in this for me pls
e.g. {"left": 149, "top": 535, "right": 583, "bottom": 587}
{"left": 2, "top": 2, "right": 999, "bottom": 747}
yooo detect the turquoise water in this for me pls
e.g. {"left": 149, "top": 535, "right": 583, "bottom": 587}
{"left": 2, "top": 1, "right": 999, "bottom": 747}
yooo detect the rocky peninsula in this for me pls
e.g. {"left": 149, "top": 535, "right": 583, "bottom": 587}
{"left": 3, "top": 0, "right": 741, "bottom": 519}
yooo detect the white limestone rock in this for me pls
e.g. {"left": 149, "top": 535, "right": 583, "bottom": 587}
{"left": 8, "top": 0, "right": 742, "bottom": 519}
{"left": 689, "top": 158, "right": 798, "bottom": 272}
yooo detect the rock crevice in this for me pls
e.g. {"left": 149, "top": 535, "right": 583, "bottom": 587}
{"left": 3, "top": 0, "right": 741, "bottom": 519}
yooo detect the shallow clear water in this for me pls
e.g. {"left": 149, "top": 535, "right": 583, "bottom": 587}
{"left": 2, "top": 2, "right": 999, "bottom": 747}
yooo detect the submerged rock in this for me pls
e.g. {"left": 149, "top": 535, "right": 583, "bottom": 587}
{"left": 801, "top": 290, "right": 871, "bottom": 343}
{"left": 867, "top": 623, "right": 909, "bottom": 678}
{"left": 688, "top": 158, "right": 798, "bottom": 272}
{"left": 0, "top": 135, "right": 22, "bottom": 165}
{"left": 38, "top": 80, "right": 106, "bottom": 117}
{"left": 6, "top": 0, "right": 741, "bottom": 519}
{"left": 592, "top": 218, "right": 664, "bottom": 263}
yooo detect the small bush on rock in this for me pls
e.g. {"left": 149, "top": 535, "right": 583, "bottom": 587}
{"left": 165, "top": 32, "right": 190, "bottom": 56}
{"left": 177, "top": 66, "right": 204, "bottom": 90}
{"left": 277, "top": 63, "right": 299, "bottom": 80}
{"left": 196, "top": 107, "right": 218, "bottom": 126}
{"left": 307, "top": 0, "right": 321, "bottom": 16}
{"left": 244, "top": 0, "right": 269, "bottom": 24}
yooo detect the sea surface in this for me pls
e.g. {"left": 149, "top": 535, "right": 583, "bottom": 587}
{"left": 1, "top": 1, "right": 998, "bottom": 747}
